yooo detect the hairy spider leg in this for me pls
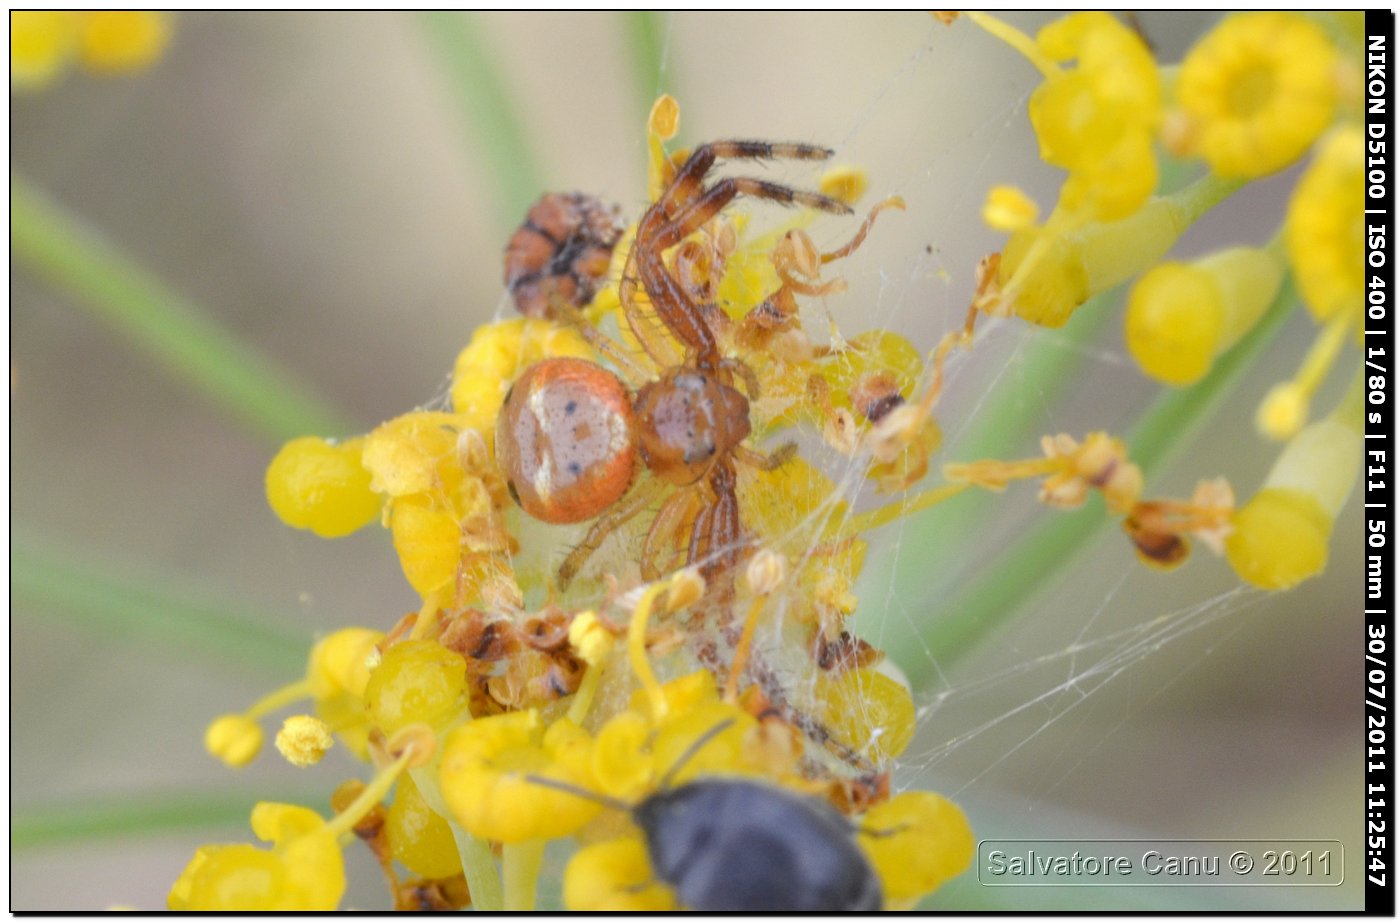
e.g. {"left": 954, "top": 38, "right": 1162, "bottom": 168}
{"left": 655, "top": 141, "right": 842, "bottom": 227}
{"left": 624, "top": 141, "right": 853, "bottom": 370}
{"left": 642, "top": 488, "right": 702, "bottom": 581}
{"left": 545, "top": 290, "right": 652, "bottom": 388}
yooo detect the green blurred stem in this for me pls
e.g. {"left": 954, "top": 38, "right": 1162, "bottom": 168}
{"left": 455, "top": 826, "right": 504, "bottom": 912}
{"left": 12, "top": 788, "right": 322, "bottom": 849}
{"left": 624, "top": 12, "right": 673, "bottom": 126}
{"left": 10, "top": 173, "right": 355, "bottom": 445}
{"left": 911, "top": 279, "right": 1299, "bottom": 685}
{"left": 420, "top": 11, "right": 545, "bottom": 233}
{"left": 502, "top": 840, "right": 546, "bottom": 911}
{"left": 13, "top": 532, "right": 308, "bottom": 677}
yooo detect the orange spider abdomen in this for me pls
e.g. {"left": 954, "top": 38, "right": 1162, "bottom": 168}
{"left": 495, "top": 357, "right": 637, "bottom": 524}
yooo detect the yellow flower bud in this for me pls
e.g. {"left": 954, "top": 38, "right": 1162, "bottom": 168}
{"left": 565, "top": 838, "right": 678, "bottom": 911}
{"left": 816, "top": 668, "right": 917, "bottom": 763}
{"left": 1228, "top": 379, "right": 1362, "bottom": 589}
{"left": 78, "top": 11, "right": 171, "bottom": 74}
{"left": 999, "top": 177, "right": 1236, "bottom": 328}
{"left": 169, "top": 804, "right": 345, "bottom": 910}
{"left": 360, "top": 412, "right": 463, "bottom": 499}
{"left": 1257, "top": 383, "right": 1310, "bottom": 442}
{"left": 10, "top": 11, "right": 80, "bottom": 88}
{"left": 982, "top": 185, "right": 1039, "bottom": 232}
{"left": 386, "top": 772, "right": 463, "bottom": 879}
{"left": 439, "top": 711, "right": 600, "bottom": 843}
{"left": 205, "top": 714, "right": 263, "bottom": 768}
{"left": 389, "top": 496, "right": 462, "bottom": 596}
{"left": 449, "top": 318, "right": 593, "bottom": 433}
{"left": 265, "top": 436, "right": 380, "bottom": 538}
{"left": 567, "top": 611, "right": 613, "bottom": 667}
{"left": 820, "top": 166, "right": 870, "bottom": 206}
{"left": 859, "top": 792, "right": 974, "bottom": 901}
{"left": 1126, "top": 247, "right": 1283, "bottom": 385}
{"left": 1287, "top": 127, "right": 1364, "bottom": 325}
{"left": 307, "top": 627, "right": 384, "bottom": 701}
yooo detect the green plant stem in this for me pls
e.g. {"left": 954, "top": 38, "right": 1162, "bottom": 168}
{"left": 502, "top": 840, "right": 546, "bottom": 911}
{"left": 908, "top": 280, "right": 1298, "bottom": 685}
{"left": 12, "top": 787, "right": 323, "bottom": 849}
{"left": 455, "top": 826, "right": 504, "bottom": 912}
{"left": 624, "top": 12, "right": 673, "bottom": 127}
{"left": 10, "top": 173, "right": 354, "bottom": 445}
{"left": 420, "top": 11, "right": 545, "bottom": 234}
{"left": 13, "top": 531, "right": 308, "bottom": 677}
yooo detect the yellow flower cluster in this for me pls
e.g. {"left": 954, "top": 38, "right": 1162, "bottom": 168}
{"left": 951, "top": 11, "right": 1363, "bottom": 590}
{"left": 169, "top": 803, "right": 346, "bottom": 911}
{"left": 10, "top": 11, "right": 171, "bottom": 89}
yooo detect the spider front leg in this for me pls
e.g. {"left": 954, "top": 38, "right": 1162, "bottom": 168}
{"left": 648, "top": 175, "right": 853, "bottom": 255}
{"left": 734, "top": 442, "right": 797, "bottom": 472}
{"left": 654, "top": 140, "right": 844, "bottom": 222}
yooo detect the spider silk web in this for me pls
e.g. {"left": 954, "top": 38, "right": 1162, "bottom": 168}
{"left": 415, "top": 12, "right": 1362, "bottom": 911}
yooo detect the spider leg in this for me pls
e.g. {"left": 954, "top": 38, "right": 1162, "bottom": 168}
{"left": 635, "top": 244, "right": 720, "bottom": 363}
{"left": 618, "top": 250, "right": 687, "bottom": 370}
{"left": 545, "top": 290, "right": 651, "bottom": 387}
{"left": 718, "top": 356, "right": 761, "bottom": 398}
{"left": 734, "top": 442, "right": 797, "bottom": 472}
{"left": 632, "top": 176, "right": 853, "bottom": 367}
{"left": 625, "top": 142, "right": 850, "bottom": 368}
{"left": 642, "top": 487, "right": 701, "bottom": 581}
{"left": 656, "top": 140, "right": 838, "bottom": 218}
{"left": 556, "top": 476, "right": 666, "bottom": 589}
{"left": 648, "top": 177, "right": 852, "bottom": 254}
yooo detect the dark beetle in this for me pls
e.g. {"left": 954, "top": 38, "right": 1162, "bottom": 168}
{"left": 634, "top": 777, "right": 883, "bottom": 912}
{"left": 531, "top": 719, "right": 884, "bottom": 911}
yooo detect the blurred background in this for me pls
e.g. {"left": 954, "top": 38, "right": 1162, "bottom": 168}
{"left": 12, "top": 12, "right": 1361, "bottom": 910}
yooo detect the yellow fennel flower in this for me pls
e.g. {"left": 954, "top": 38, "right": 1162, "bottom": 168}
{"left": 77, "top": 11, "right": 171, "bottom": 74}
{"left": 265, "top": 435, "right": 380, "bottom": 538}
{"left": 1175, "top": 12, "right": 1337, "bottom": 178}
{"left": 439, "top": 710, "right": 600, "bottom": 843}
{"left": 1227, "top": 375, "right": 1362, "bottom": 589}
{"left": 450, "top": 317, "right": 594, "bottom": 434}
{"left": 168, "top": 803, "right": 345, "bottom": 911}
{"left": 1287, "top": 126, "right": 1364, "bottom": 324}
{"left": 10, "top": 11, "right": 79, "bottom": 88}
{"left": 564, "top": 838, "right": 679, "bottom": 912}
{"left": 858, "top": 791, "right": 974, "bottom": 904}
{"left": 1125, "top": 246, "right": 1284, "bottom": 386}
{"left": 1030, "top": 11, "right": 1161, "bottom": 220}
